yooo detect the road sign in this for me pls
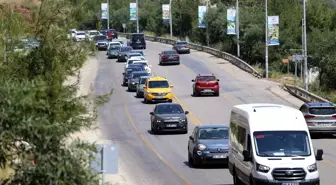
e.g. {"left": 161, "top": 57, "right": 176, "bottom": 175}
{"left": 91, "top": 144, "right": 118, "bottom": 174}
{"left": 291, "top": 54, "right": 304, "bottom": 62}
{"left": 122, "top": 23, "right": 126, "bottom": 28}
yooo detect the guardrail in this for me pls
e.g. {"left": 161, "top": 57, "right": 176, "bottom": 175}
{"left": 118, "top": 32, "right": 263, "bottom": 78}
{"left": 283, "top": 84, "right": 333, "bottom": 104}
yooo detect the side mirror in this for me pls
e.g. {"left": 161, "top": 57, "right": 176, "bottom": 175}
{"left": 170, "top": 85, "right": 174, "bottom": 88}
{"left": 316, "top": 149, "right": 323, "bottom": 161}
{"left": 189, "top": 135, "right": 194, "bottom": 141}
{"left": 185, "top": 111, "right": 189, "bottom": 115}
{"left": 191, "top": 79, "right": 195, "bottom": 82}
{"left": 242, "top": 150, "right": 251, "bottom": 161}
{"left": 149, "top": 112, "right": 154, "bottom": 116}
{"left": 217, "top": 79, "right": 220, "bottom": 81}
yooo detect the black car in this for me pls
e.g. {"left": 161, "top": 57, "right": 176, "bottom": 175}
{"left": 172, "top": 41, "right": 190, "bottom": 54}
{"left": 122, "top": 65, "right": 145, "bottom": 86}
{"left": 159, "top": 50, "right": 180, "bottom": 65}
{"left": 128, "top": 33, "right": 146, "bottom": 49}
{"left": 150, "top": 103, "right": 189, "bottom": 134}
{"left": 117, "top": 46, "right": 133, "bottom": 62}
{"left": 188, "top": 124, "right": 229, "bottom": 167}
{"left": 127, "top": 71, "right": 150, "bottom": 92}
{"left": 94, "top": 35, "right": 109, "bottom": 50}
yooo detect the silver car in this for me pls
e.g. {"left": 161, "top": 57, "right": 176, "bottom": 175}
{"left": 136, "top": 76, "right": 153, "bottom": 98}
{"left": 299, "top": 102, "right": 336, "bottom": 135}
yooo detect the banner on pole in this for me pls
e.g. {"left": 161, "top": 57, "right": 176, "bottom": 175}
{"left": 198, "top": 6, "right": 207, "bottom": 28}
{"left": 227, "top": 8, "right": 236, "bottom": 35}
{"left": 267, "top": 16, "right": 280, "bottom": 46}
{"left": 162, "top": 4, "right": 170, "bottom": 23}
{"left": 130, "top": 3, "right": 137, "bottom": 21}
{"left": 101, "top": 3, "right": 108, "bottom": 20}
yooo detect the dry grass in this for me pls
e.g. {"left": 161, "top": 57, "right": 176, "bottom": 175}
{"left": 0, "top": 165, "right": 14, "bottom": 180}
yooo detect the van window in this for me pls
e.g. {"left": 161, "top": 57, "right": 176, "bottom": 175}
{"left": 229, "top": 121, "right": 245, "bottom": 152}
{"left": 253, "top": 131, "right": 311, "bottom": 157}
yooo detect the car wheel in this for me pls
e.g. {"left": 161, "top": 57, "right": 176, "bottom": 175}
{"left": 136, "top": 91, "right": 140, "bottom": 98}
{"left": 214, "top": 92, "right": 220, "bottom": 96}
{"left": 188, "top": 151, "right": 194, "bottom": 165}
{"left": 168, "top": 99, "right": 173, "bottom": 103}
{"left": 151, "top": 122, "right": 155, "bottom": 134}
{"left": 144, "top": 97, "right": 148, "bottom": 104}
{"left": 127, "top": 86, "right": 130, "bottom": 91}
{"left": 181, "top": 128, "right": 188, "bottom": 134}
{"left": 233, "top": 168, "right": 243, "bottom": 185}
{"left": 193, "top": 152, "right": 201, "bottom": 168}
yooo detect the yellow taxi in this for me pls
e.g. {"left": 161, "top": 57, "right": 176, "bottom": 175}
{"left": 143, "top": 76, "right": 173, "bottom": 103}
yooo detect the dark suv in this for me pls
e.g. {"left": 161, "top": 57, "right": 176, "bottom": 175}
{"left": 129, "top": 33, "right": 146, "bottom": 49}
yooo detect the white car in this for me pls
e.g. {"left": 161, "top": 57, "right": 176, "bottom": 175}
{"left": 125, "top": 58, "right": 143, "bottom": 68}
{"left": 107, "top": 41, "right": 122, "bottom": 54}
{"left": 129, "top": 56, "right": 146, "bottom": 61}
{"left": 86, "top": 30, "right": 101, "bottom": 41}
{"left": 133, "top": 61, "right": 152, "bottom": 74}
{"left": 75, "top": 31, "right": 86, "bottom": 42}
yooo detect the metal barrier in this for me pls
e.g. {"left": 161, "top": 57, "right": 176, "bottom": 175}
{"left": 118, "top": 32, "right": 263, "bottom": 78}
{"left": 284, "top": 84, "right": 333, "bottom": 104}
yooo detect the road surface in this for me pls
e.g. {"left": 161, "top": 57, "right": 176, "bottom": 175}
{"left": 94, "top": 39, "right": 336, "bottom": 185}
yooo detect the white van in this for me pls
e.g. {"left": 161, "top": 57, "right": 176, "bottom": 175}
{"left": 228, "top": 103, "right": 323, "bottom": 185}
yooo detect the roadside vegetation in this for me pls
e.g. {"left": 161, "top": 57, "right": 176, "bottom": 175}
{"left": 104, "top": 0, "right": 336, "bottom": 102}
{"left": 0, "top": 0, "right": 110, "bottom": 184}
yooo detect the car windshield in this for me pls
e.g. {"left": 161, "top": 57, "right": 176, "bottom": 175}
{"left": 132, "top": 72, "right": 148, "bottom": 79}
{"left": 176, "top": 42, "right": 188, "bottom": 45}
{"left": 129, "top": 53, "right": 142, "bottom": 57}
{"left": 198, "top": 76, "right": 216, "bottom": 81}
{"left": 253, "top": 131, "right": 311, "bottom": 157}
{"left": 163, "top": 50, "right": 178, "bottom": 55}
{"left": 148, "top": 81, "right": 169, "bottom": 88}
{"left": 127, "top": 60, "right": 141, "bottom": 65}
{"left": 127, "top": 68, "right": 142, "bottom": 76}
{"left": 94, "top": 36, "right": 107, "bottom": 41}
{"left": 198, "top": 128, "right": 229, "bottom": 140}
{"left": 109, "top": 46, "right": 120, "bottom": 50}
{"left": 118, "top": 41, "right": 124, "bottom": 44}
{"left": 89, "top": 31, "right": 99, "bottom": 35}
{"left": 132, "top": 51, "right": 144, "bottom": 56}
{"left": 156, "top": 104, "right": 184, "bottom": 114}
{"left": 309, "top": 107, "right": 336, "bottom": 115}
{"left": 121, "top": 47, "right": 133, "bottom": 52}
{"left": 77, "top": 33, "right": 85, "bottom": 35}
{"left": 140, "top": 78, "right": 148, "bottom": 84}
{"left": 134, "top": 62, "right": 147, "bottom": 66}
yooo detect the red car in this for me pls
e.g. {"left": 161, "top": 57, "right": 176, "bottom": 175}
{"left": 192, "top": 74, "right": 220, "bottom": 96}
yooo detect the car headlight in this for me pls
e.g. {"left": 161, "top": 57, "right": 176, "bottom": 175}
{"left": 307, "top": 163, "right": 317, "bottom": 172}
{"left": 198, "top": 144, "right": 206, "bottom": 151}
{"left": 180, "top": 119, "right": 186, "bottom": 122}
{"left": 156, "top": 119, "right": 162, "bottom": 123}
{"left": 256, "top": 163, "right": 270, "bottom": 173}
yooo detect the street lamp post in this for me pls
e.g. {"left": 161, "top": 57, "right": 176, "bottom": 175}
{"left": 303, "top": 0, "right": 308, "bottom": 90}
{"left": 169, "top": 0, "right": 173, "bottom": 40}
{"left": 136, "top": 0, "right": 139, "bottom": 33}
{"left": 265, "top": 0, "right": 269, "bottom": 79}
{"left": 107, "top": 0, "right": 109, "bottom": 29}
{"left": 236, "top": 0, "right": 240, "bottom": 57}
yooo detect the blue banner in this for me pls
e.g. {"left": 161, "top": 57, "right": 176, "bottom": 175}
{"left": 198, "top": 6, "right": 207, "bottom": 28}
{"left": 227, "top": 8, "right": 236, "bottom": 35}
{"left": 130, "top": 3, "right": 137, "bottom": 21}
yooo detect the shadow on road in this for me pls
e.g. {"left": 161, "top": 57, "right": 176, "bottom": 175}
{"left": 182, "top": 161, "right": 228, "bottom": 169}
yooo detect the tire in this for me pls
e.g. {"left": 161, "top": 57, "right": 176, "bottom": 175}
{"left": 188, "top": 151, "right": 193, "bottom": 165}
{"left": 151, "top": 122, "right": 155, "bottom": 133}
{"left": 214, "top": 92, "right": 220, "bottom": 96}
{"left": 136, "top": 91, "right": 140, "bottom": 98}
{"left": 168, "top": 99, "right": 173, "bottom": 103}
{"left": 181, "top": 128, "right": 188, "bottom": 134}
{"left": 193, "top": 90, "right": 199, "bottom": 97}
{"left": 144, "top": 97, "right": 148, "bottom": 104}
{"left": 233, "top": 168, "right": 243, "bottom": 185}
{"left": 127, "top": 86, "right": 130, "bottom": 91}
{"left": 193, "top": 153, "right": 201, "bottom": 168}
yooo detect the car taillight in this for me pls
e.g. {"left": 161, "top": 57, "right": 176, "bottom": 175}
{"left": 196, "top": 82, "right": 200, "bottom": 86}
{"left": 214, "top": 82, "right": 219, "bottom": 85}
{"left": 162, "top": 56, "right": 167, "bottom": 59}
{"left": 176, "top": 55, "right": 179, "bottom": 59}
{"left": 332, "top": 115, "right": 336, "bottom": 118}
{"left": 304, "top": 115, "right": 315, "bottom": 119}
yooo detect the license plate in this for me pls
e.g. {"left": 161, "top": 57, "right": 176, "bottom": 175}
{"left": 166, "top": 124, "right": 177, "bottom": 127}
{"left": 282, "top": 183, "right": 299, "bottom": 185}
{"left": 168, "top": 56, "right": 174, "bottom": 59}
{"left": 318, "top": 123, "right": 332, "bottom": 126}
{"left": 203, "top": 89, "right": 213, "bottom": 92}
{"left": 156, "top": 96, "right": 163, "bottom": 99}
{"left": 213, "top": 154, "right": 227, "bottom": 159}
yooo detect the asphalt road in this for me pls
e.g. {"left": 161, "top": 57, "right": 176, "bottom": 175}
{"left": 94, "top": 39, "right": 336, "bottom": 185}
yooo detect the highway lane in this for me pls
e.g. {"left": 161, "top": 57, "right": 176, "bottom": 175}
{"left": 95, "top": 37, "right": 336, "bottom": 185}
{"left": 143, "top": 40, "right": 336, "bottom": 184}
{"left": 95, "top": 50, "right": 234, "bottom": 185}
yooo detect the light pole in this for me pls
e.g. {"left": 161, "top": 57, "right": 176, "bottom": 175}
{"left": 169, "top": 0, "right": 173, "bottom": 39}
{"left": 236, "top": 0, "right": 240, "bottom": 57}
{"left": 265, "top": 0, "right": 269, "bottom": 79}
{"left": 107, "top": 0, "right": 109, "bottom": 29}
{"left": 303, "top": 0, "right": 308, "bottom": 90}
{"left": 136, "top": 0, "right": 139, "bottom": 33}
